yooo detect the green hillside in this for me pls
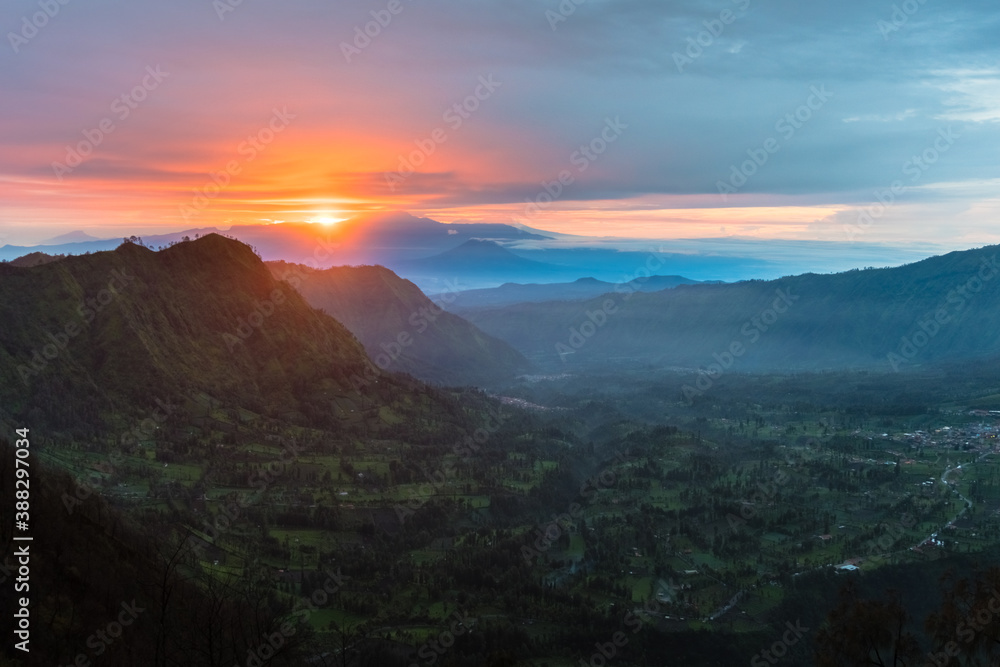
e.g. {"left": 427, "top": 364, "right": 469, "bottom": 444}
{"left": 267, "top": 261, "right": 530, "bottom": 386}
{"left": 0, "top": 236, "right": 481, "bottom": 443}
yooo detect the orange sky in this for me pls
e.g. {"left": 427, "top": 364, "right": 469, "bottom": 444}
{"left": 1, "top": 2, "right": 998, "bottom": 250}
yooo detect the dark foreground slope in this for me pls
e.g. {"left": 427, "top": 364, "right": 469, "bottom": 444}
{"left": 0, "top": 235, "right": 508, "bottom": 664}
{"left": 462, "top": 244, "right": 1000, "bottom": 372}
{"left": 267, "top": 261, "right": 530, "bottom": 386}
{"left": 0, "top": 437, "right": 303, "bottom": 666}
{"left": 0, "top": 235, "right": 472, "bottom": 441}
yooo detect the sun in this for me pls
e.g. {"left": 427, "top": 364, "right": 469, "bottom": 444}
{"left": 308, "top": 215, "right": 346, "bottom": 226}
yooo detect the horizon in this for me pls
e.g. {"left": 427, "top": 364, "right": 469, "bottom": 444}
{"left": 2, "top": 2, "right": 998, "bottom": 252}
{"left": 0, "top": 212, "right": 975, "bottom": 283}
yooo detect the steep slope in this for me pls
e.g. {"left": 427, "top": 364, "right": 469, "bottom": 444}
{"left": 461, "top": 244, "right": 1000, "bottom": 373}
{"left": 267, "top": 261, "right": 531, "bottom": 386}
{"left": 0, "top": 438, "right": 299, "bottom": 666}
{"left": 0, "top": 235, "right": 456, "bottom": 439}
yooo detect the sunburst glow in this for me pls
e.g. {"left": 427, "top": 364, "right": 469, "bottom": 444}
{"left": 309, "top": 216, "right": 346, "bottom": 226}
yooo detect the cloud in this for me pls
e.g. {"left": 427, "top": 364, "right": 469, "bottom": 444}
{"left": 843, "top": 109, "right": 917, "bottom": 123}
{"left": 932, "top": 69, "right": 1000, "bottom": 123}
{"left": 1, "top": 0, "right": 999, "bottom": 246}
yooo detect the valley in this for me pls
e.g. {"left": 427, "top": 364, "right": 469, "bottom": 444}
{"left": 18, "top": 372, "right": 1000, "bottom": 666}
{"left": 5, "top": 236, "right": 1000, "bottom": 666}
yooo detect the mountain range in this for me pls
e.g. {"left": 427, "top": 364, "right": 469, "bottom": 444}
{"left": 0, "top": 234, "right": 484, "bottom": 440}
{"left": 5, "top": 212, "right": 945, "bottom": 290}
{"left": 437, "top": 275, "right": 711, "bottom": 311}
{"left": 6, "top": 230, "right": 1000, "bottom": 666}
{"left": 0, "top": 212, "right": 549, "bottom": 266}
{"left": 7, "top": 235, "right": 1000, "bottom": 395}
{"left": 458, "top": 244, "right": 1000, "bottom": 374}
{"left": 386, "top": 238, "right": 592, "bottom": 291}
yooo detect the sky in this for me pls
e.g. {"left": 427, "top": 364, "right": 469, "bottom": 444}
{"left": 1, "top": 0, "right": 998, "bottom": 251}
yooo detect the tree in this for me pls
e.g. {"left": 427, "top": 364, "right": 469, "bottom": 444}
{"left": 814, "top": 582, "right": 921, "bottom": 666}
{"left": 925, "top": 568, "right": 1000, "bottom": 665}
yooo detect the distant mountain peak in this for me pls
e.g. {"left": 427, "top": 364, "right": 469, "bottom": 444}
{"left": 40, "top": 230, "right": 103, "bottom": 245}
{"left": 346, "top": 210, "right": 437, "bottom": 230}
{"left": 0, "top": 213, "right": 555, "bottom": 266}
{"left": 430, "top": 239, "right": 552, "bottom": 269}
